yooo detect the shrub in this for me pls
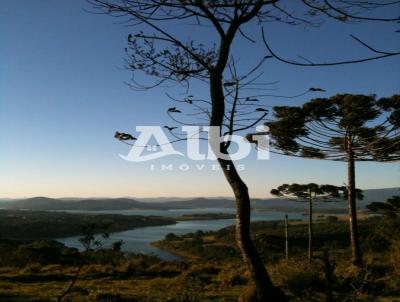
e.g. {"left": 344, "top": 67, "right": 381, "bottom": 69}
{"left": 272, "top": 261, "right": 325, "bottom": 299}
{"left": 389, "top": 241, "right": 400, "bottom": 274}
{"left": 363, "top": 232, "right": 391, "bottom": 253}
{"left": 325, "top": 216, "right": 339, "bottom": 223}
{"left": 40, "top": 264, "right": 62, "bottom": 273}
{"left": 219, "top": 271, "right": 248, "bottom": 287}
{"left": 238, "top": 285, "right": 257, "bottom": 302}
{"left": 165, "top": 233, "right": 178, "bottom": 241}
{"left": 179, "top": 263, "right": 220, "bottom": 287}
{"left": 90, "top": 291, "right": 127, "bottom": 302}
{"left": 20, "top": 263, "right": 42, "bottom": 274}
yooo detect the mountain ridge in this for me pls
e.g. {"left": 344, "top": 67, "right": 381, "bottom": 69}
{"left": 0, "top": 187, "right": 398, "bottom": 211}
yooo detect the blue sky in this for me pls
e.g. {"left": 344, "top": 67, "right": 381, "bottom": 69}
{"left": 1, "top": 0, "right": 399, "bottom": 198}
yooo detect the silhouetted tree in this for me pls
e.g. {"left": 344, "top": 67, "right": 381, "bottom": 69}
{"left": 366, "top": 195, "right": 400, "bottom": 253}
{"left": 90, "top": 1, "right": 400, "bottom": 300}
{"left": 284, "top": 213, "right": 289, "bottom": 261}
{"left": 316, "top": 249, "right": 336, "bottom": 302}
{"left": 270, "top": 183, "right": 359, "bottom": 261}
{"left": 57, "top": 224, "right": 110, "bottom": 302}
{"left": 367, "top": 195, "right": 400, "bottom": 219}
{"left": 267, "top": 94, "right": 399, "bottom": 266}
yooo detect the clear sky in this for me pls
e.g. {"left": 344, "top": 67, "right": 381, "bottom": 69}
{"left": 1, "top": 0, "right": 399, "bottom": 199}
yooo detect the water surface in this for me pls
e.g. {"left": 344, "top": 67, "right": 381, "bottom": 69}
{"left": 57, "top": 209, "right": 303, "bottom": 260}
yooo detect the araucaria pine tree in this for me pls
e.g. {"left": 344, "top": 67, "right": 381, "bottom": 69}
{"left": 270, "top": 183, "right": 362, "bottom": 262}
{"left": 91, "top": 0, "right": 400, "bottom": 298}
{"left": 267, "top": 94, "right": 400, "bottom": 266}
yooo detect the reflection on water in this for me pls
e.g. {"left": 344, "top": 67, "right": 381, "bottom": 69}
{"left": 57, "top": 209, "right": 303, "bottom": 260}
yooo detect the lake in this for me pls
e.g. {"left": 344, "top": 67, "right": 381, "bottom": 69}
{"left": 57, "top": 208, "right": 304, "bottom": 260}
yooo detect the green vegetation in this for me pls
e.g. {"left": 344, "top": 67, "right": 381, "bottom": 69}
{"left": 0, "top": 210, "right": 176, "bottom": 240}
{"left": 156, "top": 214, "right": 400, "bottom": 301}
{"left": 270, "top": 183, "right": 360, "bottom": 261}
{"left": 0, "top": 210, "right": 238, "bottom": 242}
{"left": 266, "top": 94, "right": 400, "bottom": 267}
{"left": 0, "top": 202, "right": 399, "bottom": 301}
{"left": 157, "top": 217, "right": 367, "bottom": 261}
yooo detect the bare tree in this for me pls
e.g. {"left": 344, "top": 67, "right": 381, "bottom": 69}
{"left": 90, "top": 1, "right": 400, "bottom": 300}
{"left": 57, "top": 225, "right": 110, "bottom": 302}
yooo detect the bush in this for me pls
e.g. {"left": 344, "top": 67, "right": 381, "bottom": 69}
{"left": 325, "top": 216, "right": 339, "bottom": 223}
{"left": 165, "top": 233, "right": 178, "bottom": 241}
{"left": 40, "top": 264, "right": 62, "bottom": 273}
{"left": 0, "top": 240, "right": 81, "bottom": 267}
{"left": 389, "top": 241, "right": 400, "bottom": 274}
{"left": 363, "top": 232, "right": 391, "bottom": 253}
{"left": 218, "top": 270, "right": 248, "bottom": 286}
{"left": 272, "top": 261, "right": 325, "bottom": 299}
{"left": 238, "top": 285, "right": 257, "bottom": 302}
{"left": 147, "top": 261, "right": 187, "bottom": 278}
{"left": 180, "top": 263, "right": 220, "bottom": 286}
{"left": 20, "top": 263, "right": 42, "bottom": 274}
{"left": 90, "top": 291, "right": 127, "bottom": 302}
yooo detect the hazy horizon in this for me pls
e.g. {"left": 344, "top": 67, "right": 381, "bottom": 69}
{"left": 1, "top": 186, "right": 399, "bottom": 200}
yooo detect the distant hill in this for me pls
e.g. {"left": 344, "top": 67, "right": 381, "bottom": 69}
{"left": 0, "top": 197, "right": 169, "bottom": 211}
{"left": 358, "top": 187, "right": 400, "bottom": 203}
{"left": 0, "top": 188, "right": 398, "bottom": 212}
{"left": 156, "top": 197, "right": 234, "bottom": 209}
{"left": 0, "top": 196, "right": 235, "bottom": 211}
{"left": 253, "top": 187, "right": 400, "bottom": 212}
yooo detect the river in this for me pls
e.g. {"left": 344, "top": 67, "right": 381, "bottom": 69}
{"left": 57, "top": 208, "right": 304, "bottom": 260}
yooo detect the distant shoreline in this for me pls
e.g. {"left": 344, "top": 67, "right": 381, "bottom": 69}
{"left": 0, "top": 210, "right": 239, "bottom": 242}
{"left": 0, "top": 209, "right": 176, "bottom": 241}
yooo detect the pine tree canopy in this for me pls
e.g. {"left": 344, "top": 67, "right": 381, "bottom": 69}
{"left": 267, "top": 94, "right": 400, "bottom": 161}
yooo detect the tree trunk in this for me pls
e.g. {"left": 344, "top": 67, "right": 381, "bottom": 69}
{"left": 308, "top": 191, "right": 313, "bottom": 262}
{"left": 285, "top": 214, "right": 289, "bottom": 261}
{"left": 321, "top": 249, "right": 334, "bottom": 302}
{"left": 208, "top": 69, "right": 287, "bottom": 301}
{"left": 218, "top": 158, "right": 288, "bottom": 302}
{"left": 347, "top": 146, "right": 363, "bottom": 266}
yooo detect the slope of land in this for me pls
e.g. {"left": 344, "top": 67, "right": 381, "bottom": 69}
{"left": 0, "top": 215, "right": 398, "bottom": 302}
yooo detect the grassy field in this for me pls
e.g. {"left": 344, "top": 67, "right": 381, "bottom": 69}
{"left": 0, "top": 214, "right": 399, "bottom": 301}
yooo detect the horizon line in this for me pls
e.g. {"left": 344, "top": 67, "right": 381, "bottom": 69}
{"left": 0, "top": 186, "right": 399, "bottom": 200}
